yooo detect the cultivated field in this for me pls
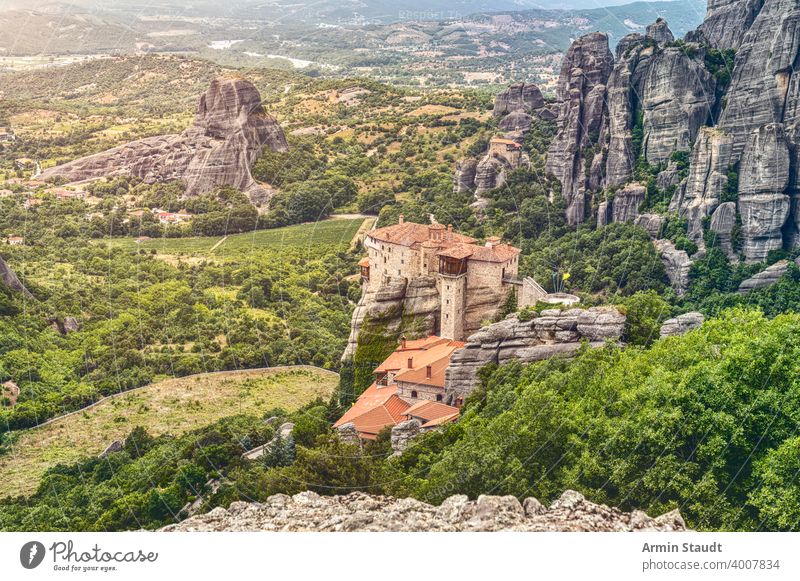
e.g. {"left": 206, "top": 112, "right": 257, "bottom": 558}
{"left": 104, "top": 217, "right": 367, "bottom": 256}
{"left": 0, "top": 366, "right": 338, "bottom": 497}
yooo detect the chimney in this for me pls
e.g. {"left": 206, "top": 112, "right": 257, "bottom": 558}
{"left": 486, "top": 236, "right": 501, "bottom": 248}
{"left": 447, "top": 224, "right": 453, "bottom": 240}
{"left": 407, "top": 357, "right": 413, "bottom": 369}
{"left": 400, "top": 335, "right": 407, "bottom": 349}
{"left": 426, "top": 365, "right": 432, "bottom": 379}
{"left": 399, "top": 214, "right": 405, "bottom": 224}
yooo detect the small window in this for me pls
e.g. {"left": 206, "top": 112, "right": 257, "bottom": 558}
{"left": 411, "top": 390, "right": 418, "bottom": 399}
{"left": 436, "top": 394, "right": 443, "bottom": 402}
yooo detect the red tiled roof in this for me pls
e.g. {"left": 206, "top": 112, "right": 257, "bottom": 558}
{"left": 358, "top": 256, "right": 370, "bottom": 267}
{"left": 403, "top": 400, "right": 460, "bottom": 427}
{"left": 333, "top": 383, "right": 410, "bottom": 438}
{"left": 393, "top": 340, "right": 464, "bottom": 388}
{"left": 436, "top": 242, "right": 520, "bottom": 263}
{"left": 374, "top": 336, "right": 452, "bottom": 373}
{"left": 367, "top": 222, "right": 474, "bottom": 249}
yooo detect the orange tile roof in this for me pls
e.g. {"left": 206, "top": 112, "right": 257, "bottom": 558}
{"left": 393, "top": 340, "right": 464, "bottom": 388}
{"left": 367, "top": 221, "right": 475, "bottom": 249}
{"left": 491, "top": 137, "right": 521, "bottom": 147}
{"left": 333, "top": 383, "right": 411, "bottom": 438}
{"left": 358, "top": 256, "right": 370, "bottom": 267}
{"left": 436, "top": 242, "right": 520, "bottom": 264}
{"left": 374, "top": 336, "right": 452, "bottom": 373}
{"left": 403, "top": 400, "right": 460, "bottom": 426}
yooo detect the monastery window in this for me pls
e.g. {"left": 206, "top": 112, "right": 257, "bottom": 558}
{"left": 411, "top": 390, "right": 418, "bottom": 399}
{"left": 398, "top": 269, "right": 401, "bottom": 275}
{"left": 436, "top": 394, "right": 443, "bottom": 402}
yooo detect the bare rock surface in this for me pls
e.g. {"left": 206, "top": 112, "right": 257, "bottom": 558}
{"left": 738, "top": 260, "right": 791, "bottom": 293}
{"left": 41, "top": 77, "right": 288, "bottom": 200}
{"left": 660, "top": 312, "right": 705, "bottom": 337}
{"left": 391, "top": 419, "right": 421, "bottom": 455}
{"left": 160, "top": 490, "right": 686, "bottom": 532}
{"left": 709, "top": 202, "right": 738, "bottom": 261}
{"left": 654, "top": 239, "right": 692, "bottom": 296}
{"left": 546, "top": 32, "right": 614, "bottom": 225}
{"left": 444, "top": 307, "right": 624, "bottom": 402}
{"left": 610, "top": 182, "right": 646, "bottom": 223}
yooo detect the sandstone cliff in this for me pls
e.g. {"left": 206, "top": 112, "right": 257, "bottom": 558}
{"left": 160, "top": 490, "right": 685, "bottom": 532}
{"left": 41, "top": 77, "right": 288, "bottom": 202}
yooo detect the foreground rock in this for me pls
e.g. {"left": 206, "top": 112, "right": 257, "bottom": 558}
{"left": 41, "top": 77, "right": 288, "bottom": 202}
{"left": 444, "top": 307, "right": 625, "bottom": 402}
{"left": 160, "top": 490, "right": 686, "bottom": 532}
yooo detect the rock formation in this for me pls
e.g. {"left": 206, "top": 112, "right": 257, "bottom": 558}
{"left": 493, "top": 83, "right": 545, "bottom": 117}
{"left": 161, "top": 490, "right": 686, "bottom": 532}
{"left": 41, "top": 77, "right": 288, "bottom": 203}
{"left": 390, "top": 419, "right": 421, "bottom": 455}
{"left": 342, "top": 276, "right": 439, "bottom": 359}
{"left": 660, "top": 312, "right": 705, "bottom": 337}
{"left": 444, "top": 307, "right": 625, "bottom": 402}
{"left": 453, "top": 158, "right": 478, "bottom": 193}
{"left": 654, "top": 239, "right": 692, "bottom": 295}
{"left": 542, "top": 4, "right": 800, "bottom": 268}
{"left": 737, "top": 259, "right": 792, "bottom": 293}
{"left": 546, "top": 32, "right": 614, "bottom": 225}
{"left": 0, "top": 255, "right": 31, "bottom": 298}
{"left": 709, "top": 201, "right": 738, "bottom": 260}
{"left": 610, "top": 182, "right": 647, "bottom": 223}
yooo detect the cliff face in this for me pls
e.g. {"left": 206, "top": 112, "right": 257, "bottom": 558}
{"left": 41, "top": 78, "right": 288, "bottom": 201}
{"left": 544, "top": 2, "right": 800, "bottom": 264}
{"left": 545, "top": 32, "right": 614, "bottom": 225}
{"left": 160, "top": 490, "right": 686, "bottom": 532}
{"left": 444, "top": 307, "right": 625, "bottom": 402}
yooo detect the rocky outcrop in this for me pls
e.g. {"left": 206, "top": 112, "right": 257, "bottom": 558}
{"left": 336, "top": 423, "right": 361, "bottom": 447}
{"left": 654, "top": 239, "right": 692, "bottom": 295}
{"left": 692, "top": 0, "right": 765, "bottom": 50}
{"left": 610, "top": 182, "right": 646, "bottom": 223}
{"left": 453, "top": 158, "right": 478, "bottom": 193}
{"left": 635, "top": 213, "right": 665, "bottom": 238}
{"left": 493, "top": 83, "right": 545, "bottom": 117}
{"left": 546, "top": 32, "right": 614, "bottom": 225}
{"left": 709, "top": 201, "right": 738, "bottom": 260}
{"left": 641, "top": 47, "right": 716, "bottom": 166}
{"left": 737, "top": 259, "right": 791, "bottom": 293}
{"left": 444, "top": 307, "right": 625, "bottom": 402}
{"left": 0, "top": 255, "right": 31, "bottom": 298}
{"left": 737, "top": 124, "right": 791, "bottom": 262}
{"left": 671, "top": 127, "right": 733, "bottom": 246}
{"left": 390, "top": 419, "right": 421, "bottom": 455}
{"left": 646, "top": 18, "right": 675, "bottom": 45}
{"left": 343, "top": 276, "right": 439, "bottom": 360}
{"left": 660, "top": 312, "right": 705, "bottom": 337}
{"left": 41, "top": 77, "right": 288, "bottom": 202}
{"left": 161, "top": 490, "right": 686, "bottom": 532}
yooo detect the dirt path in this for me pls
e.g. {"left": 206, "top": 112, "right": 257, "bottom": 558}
{"left": 350, "top": 216, "right": 376, "bottom": 250}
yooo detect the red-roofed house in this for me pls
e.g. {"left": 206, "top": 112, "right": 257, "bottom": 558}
{"left": 334, "top": 335, "right": 461, "bottom": 440}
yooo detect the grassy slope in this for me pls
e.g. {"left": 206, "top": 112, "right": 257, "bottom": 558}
{"left": 104, "top": 218, "right": 366, "bottom": 256}
{"left": 1, "top": 366, "right": 338, "bottom": 497}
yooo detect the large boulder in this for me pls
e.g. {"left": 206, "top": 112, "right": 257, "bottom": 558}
{"left": 493, "top": 83, "right": 545, "bottom": 117}
{"left": 654, "top": 239, "right": 692, "bottom": 296}
{"left": 611, "top": 182, "right": 646, "bottom": 223}
{"left": 660, "top": 312, "right": 705, "bottom": 337}
{"left": 737, "top": 260, "right": 790, "bottom": 293}
{"left": 41, "top": 77, "right": 288, "bottom": 201}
